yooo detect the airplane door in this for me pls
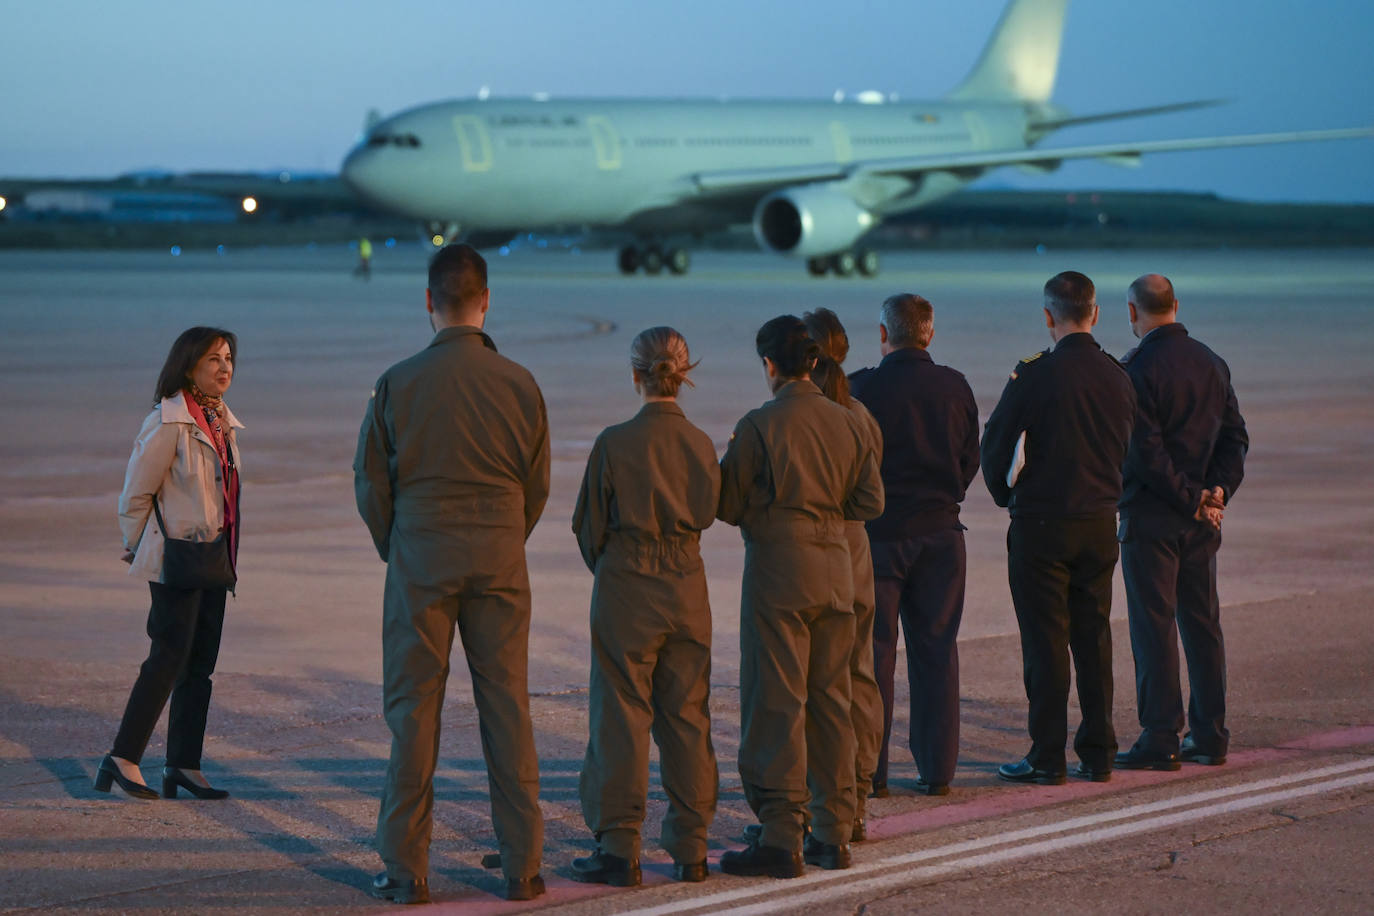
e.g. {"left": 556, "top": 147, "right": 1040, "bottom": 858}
{"left": 829, "top": 122, "right": 853, "bottom": 164}
{"left": 963, "top": 112, "right": 991, "bottom": 150}
{"left": 452, "top": 116, "right": 493, "bottom": 172}
{"left": 587, "top": 116, "right": 622, "bottom": 170}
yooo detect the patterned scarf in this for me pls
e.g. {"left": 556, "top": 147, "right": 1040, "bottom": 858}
{"left": 188, "top": 383, "right": 229, "bottom": 462}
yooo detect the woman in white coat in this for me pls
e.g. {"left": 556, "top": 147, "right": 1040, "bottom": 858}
{"left": 95, "top": 327, "right": 243, "bottom": 800}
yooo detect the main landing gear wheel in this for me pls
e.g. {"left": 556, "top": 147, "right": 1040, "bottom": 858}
{"left": 856, "top": 248, "right": 880, "bottom": 276}
{"left": 805, "top": 248, "right": 880, "bottom": 278}
{"left": 617, "top": 244, "right": 691, "bottom": 276}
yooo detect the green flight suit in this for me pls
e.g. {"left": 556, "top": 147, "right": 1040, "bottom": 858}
{"left": 718, "top": 380, "right": 884, "bottom": 849}
{"left": 572, "top": 400, "right": 721, "bottom": 864}
{"left": 354, "top": 325, "right": 550, "bottom": 885}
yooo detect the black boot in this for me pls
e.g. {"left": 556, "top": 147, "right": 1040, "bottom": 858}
{"left": 570, "top": 849, "right": 641, "bottom": 887}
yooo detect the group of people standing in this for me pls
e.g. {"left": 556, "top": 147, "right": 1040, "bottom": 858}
{"left": 98, "top": 244, "right": 1246, "bottom": 906}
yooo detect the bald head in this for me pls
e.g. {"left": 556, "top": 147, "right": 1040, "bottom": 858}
{"left": 1127, "top": 273, "right": 1180, "bottom": 339}
{"left": 1129, "top": 274, "right": 1177, "bottom": 316}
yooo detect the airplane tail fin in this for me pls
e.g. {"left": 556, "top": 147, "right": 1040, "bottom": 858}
{"left": 948, "top": 0, "right": 1068, "bottom": 103}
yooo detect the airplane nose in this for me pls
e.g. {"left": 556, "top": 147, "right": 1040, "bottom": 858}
{"left": 341, "top": 144, "right": 378, "bottom": 197}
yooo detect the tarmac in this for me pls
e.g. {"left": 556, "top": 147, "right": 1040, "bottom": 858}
{"left": 1, "top": 246, "right": 1371, "bottom": 913}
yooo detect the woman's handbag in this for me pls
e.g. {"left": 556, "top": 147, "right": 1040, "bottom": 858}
{"left": 152, "top": 495, "right": 236, "bottom": 591}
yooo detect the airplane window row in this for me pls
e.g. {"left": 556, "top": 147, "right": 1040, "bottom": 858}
{"left": 366, "top": 133, "right": 422, "bottom": 148}
{"left": 684, "top": 136, "right": 813, "bottom": 147}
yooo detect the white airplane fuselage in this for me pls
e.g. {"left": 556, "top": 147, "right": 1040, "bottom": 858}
{"left": 342, "top": 97, "right": 1024, "bottom": 232}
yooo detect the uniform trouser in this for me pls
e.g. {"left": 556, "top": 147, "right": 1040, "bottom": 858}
{"left": 579, "top": 583, "right": 717, "bottom": 863}
{"left": 1121, "top": 520, "right": 1227, "bottom": 755}
{"left": 871, "top": 528, "right": 966, "bottom": 787}
{"left": 377, "top": 568, "right": 543, "bottom": 883}
{"left": 111, "top": 582, "right": 226, "bottom": 769}
{"left": 835, "top": 526, "right": 882, "bottom": 818}
{"left": 740, "top": 601, "right": 857, "bottom": 849}
{"left": 1007, "top": 516, "right": 1119, "bottom": 772}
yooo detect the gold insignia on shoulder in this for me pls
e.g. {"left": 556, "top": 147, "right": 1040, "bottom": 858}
{"left": 1019, "top": 351, "right": 1044, "bottom": 365}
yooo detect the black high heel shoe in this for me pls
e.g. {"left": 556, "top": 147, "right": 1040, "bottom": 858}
{"left": 93, "top": 754, "right": 159, "bottom": 799}
{"left": 162, "top": 766, "right": 230, "bottom": 800}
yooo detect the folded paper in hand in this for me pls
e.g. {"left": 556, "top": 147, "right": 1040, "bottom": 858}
{"left": 1007, "top": 431, "right": 1027, "bottom": 488}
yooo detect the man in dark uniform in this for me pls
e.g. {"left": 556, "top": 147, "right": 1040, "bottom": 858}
{"left": 1115, "top": 274, "right": 1248, "bottom": 771}
{"left": 354, "top": 244, "right": 550, "bottom": 904}
{"left": 849, "top": 294, "right": 979, "bottom": 797}
{"left": 982, "top": 271, "right": 1136, "bottom": 785}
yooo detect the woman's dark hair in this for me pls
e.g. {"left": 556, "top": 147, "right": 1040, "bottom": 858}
{"left": 802, "top": 308, "right": 851, "bottom": 406}
{"left": 756, "top": 314, "right": 819, "bottom": 380}
{"left": 153, "top": 326, "right": 237, "bottom": 405}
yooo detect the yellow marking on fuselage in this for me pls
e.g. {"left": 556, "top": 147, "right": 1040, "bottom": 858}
{"left": 587, "top": 116, "right": 622, "bottom": 170}
{"left": 453, "top": 116, "right": 493, "bottom": 172}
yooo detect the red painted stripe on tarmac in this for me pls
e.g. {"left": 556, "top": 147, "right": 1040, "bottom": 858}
{"left": 868, "top": 723, "right": 1374, "bottom": 841}
{"left": 404, "top": 724, "right": 1374, "bottom": 910}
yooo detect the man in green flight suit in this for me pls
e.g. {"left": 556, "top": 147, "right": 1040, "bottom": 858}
{"left": 354, "top": 244, "right": 550, "bottom": 904}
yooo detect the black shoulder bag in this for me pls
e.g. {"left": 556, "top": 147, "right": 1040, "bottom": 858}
{"left": 152, "top": 495, "right": 237, "bottom": 592}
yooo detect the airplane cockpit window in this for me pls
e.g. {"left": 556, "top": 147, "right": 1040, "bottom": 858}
{"left": 365, "top": 133, "right": 422, "bottom": 148}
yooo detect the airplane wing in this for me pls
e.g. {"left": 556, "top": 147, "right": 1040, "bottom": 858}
{"left": 688, "top": 126, "right": 1374, "bottom": 197}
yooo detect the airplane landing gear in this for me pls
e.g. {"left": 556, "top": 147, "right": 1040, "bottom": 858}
{"left": 618, "top": 244, "right": 691, "bottom": 276}
{"left": 806, "top": 248, "right": 879, "bottom": 278}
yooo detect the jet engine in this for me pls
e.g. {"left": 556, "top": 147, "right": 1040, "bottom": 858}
{"left": 752, "top": 183, "right": 875, "bottom": 258}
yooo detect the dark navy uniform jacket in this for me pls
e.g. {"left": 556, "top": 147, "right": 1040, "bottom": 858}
{"left": 849, "top": 347, "right": 980, "bottom": 540}
{"left": 981, "top": 332, "right": 1136, "bottom": 518}
{"left": 1119, "top": 322, "right": 1248, "bottom": 521}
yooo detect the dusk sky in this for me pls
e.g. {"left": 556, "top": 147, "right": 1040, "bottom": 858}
{"left": 5, "top": 0, "right": 1372, "bottom": 201}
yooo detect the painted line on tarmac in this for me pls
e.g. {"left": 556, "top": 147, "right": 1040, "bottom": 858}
{"left": 619, "top": 757, "right": 1374, "bottom": 916}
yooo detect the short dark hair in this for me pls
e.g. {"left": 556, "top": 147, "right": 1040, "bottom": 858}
{"left": 1043, "top": 271, "right": 1096, "bottom": 325}
{"left": 880, "top": 293, "right": 934, "bottom": 348}
{"left": 428, "top": 243, "right": 487, "bottom": 312}
{"left": 756, "top": 314, "right": 819, "bottom": 380}
{"left": 1129, "top": 274, "right": 1177, "bottom": 315}
{"left": 153, "top": 327, "right": 237, "bottom": 405}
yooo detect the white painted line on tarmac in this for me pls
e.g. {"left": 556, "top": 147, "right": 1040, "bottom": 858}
{"left": 620, "top": 757, "right": 1374, "bottom": 916}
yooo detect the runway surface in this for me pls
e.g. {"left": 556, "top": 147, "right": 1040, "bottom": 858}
{"left": 1, "top": 246, "right": 1371, "bottom": 912}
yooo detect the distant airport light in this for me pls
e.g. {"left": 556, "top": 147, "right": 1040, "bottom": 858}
{"left": 431, "top": 234, "right": 445, "bottom": 247}
{"left": 241, "top": 196, "right": 258, "bottom": 214}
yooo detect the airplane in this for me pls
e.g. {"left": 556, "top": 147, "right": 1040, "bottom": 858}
{"left": 340, "top": 0, "right": 1373, "bottom": 278}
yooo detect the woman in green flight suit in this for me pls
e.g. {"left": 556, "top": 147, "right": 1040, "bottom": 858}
{"left": 718, "top": 315, "right": 884, "bottom": 878}
{"left": 571, "top": 327, "right": 721, "bottom": 887}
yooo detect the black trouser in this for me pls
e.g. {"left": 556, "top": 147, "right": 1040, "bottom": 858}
{"left": 1121, "top": 516, "right": 1227, "bottom": 755}
{"left": 871, "top": 528, "right": 966, "bottom": 787}
{"left": 1007, "top": 515, "right": 1118, "bottom": 772}
{"left": 111, "top": 582, "right": 227, "bottom": 768}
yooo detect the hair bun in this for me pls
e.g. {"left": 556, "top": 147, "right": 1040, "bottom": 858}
{"left": 651, "top": 358, "right": 675, "bottom": 378}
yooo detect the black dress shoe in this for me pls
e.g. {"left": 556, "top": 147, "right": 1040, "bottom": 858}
{"left": 802, "top": 834, "right": 852, "bottom": 870}
{"left": 869, "top": 780, "right": 890, "bottom": 798}
{"left": 93, "top": 755, "right": 159, "bottom": 800}
{"left": 997, "top": 758, "right": 1067, "bottom": 785}
{"left": 1073, "top": 762, "right": 1112, "bottom": 782}
{"left": 720, "top": 841, "right": 805, "bottom": 879}
{"left": 1115, "top": 745, "right": 1182, "bottom": 771}
{"left": 370, "top": 872, "right": 430, "bottom": 905}
{"left": 570, "top": 849, "right": 641, "bottom": 887}
{"left": 162, "top": 767, "right": 230, "bottom": 800}
{"left": 1180, "top": 736, "right": 1227, "bottom": 766}
{"left": 505, "top": 874, "right": 545, "bottom": 901}
{"left": 673, "top": 860, "right": 709, "bottom": 882}
{"left": 914, "top": 778, "right": 950, "bottom": 796}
